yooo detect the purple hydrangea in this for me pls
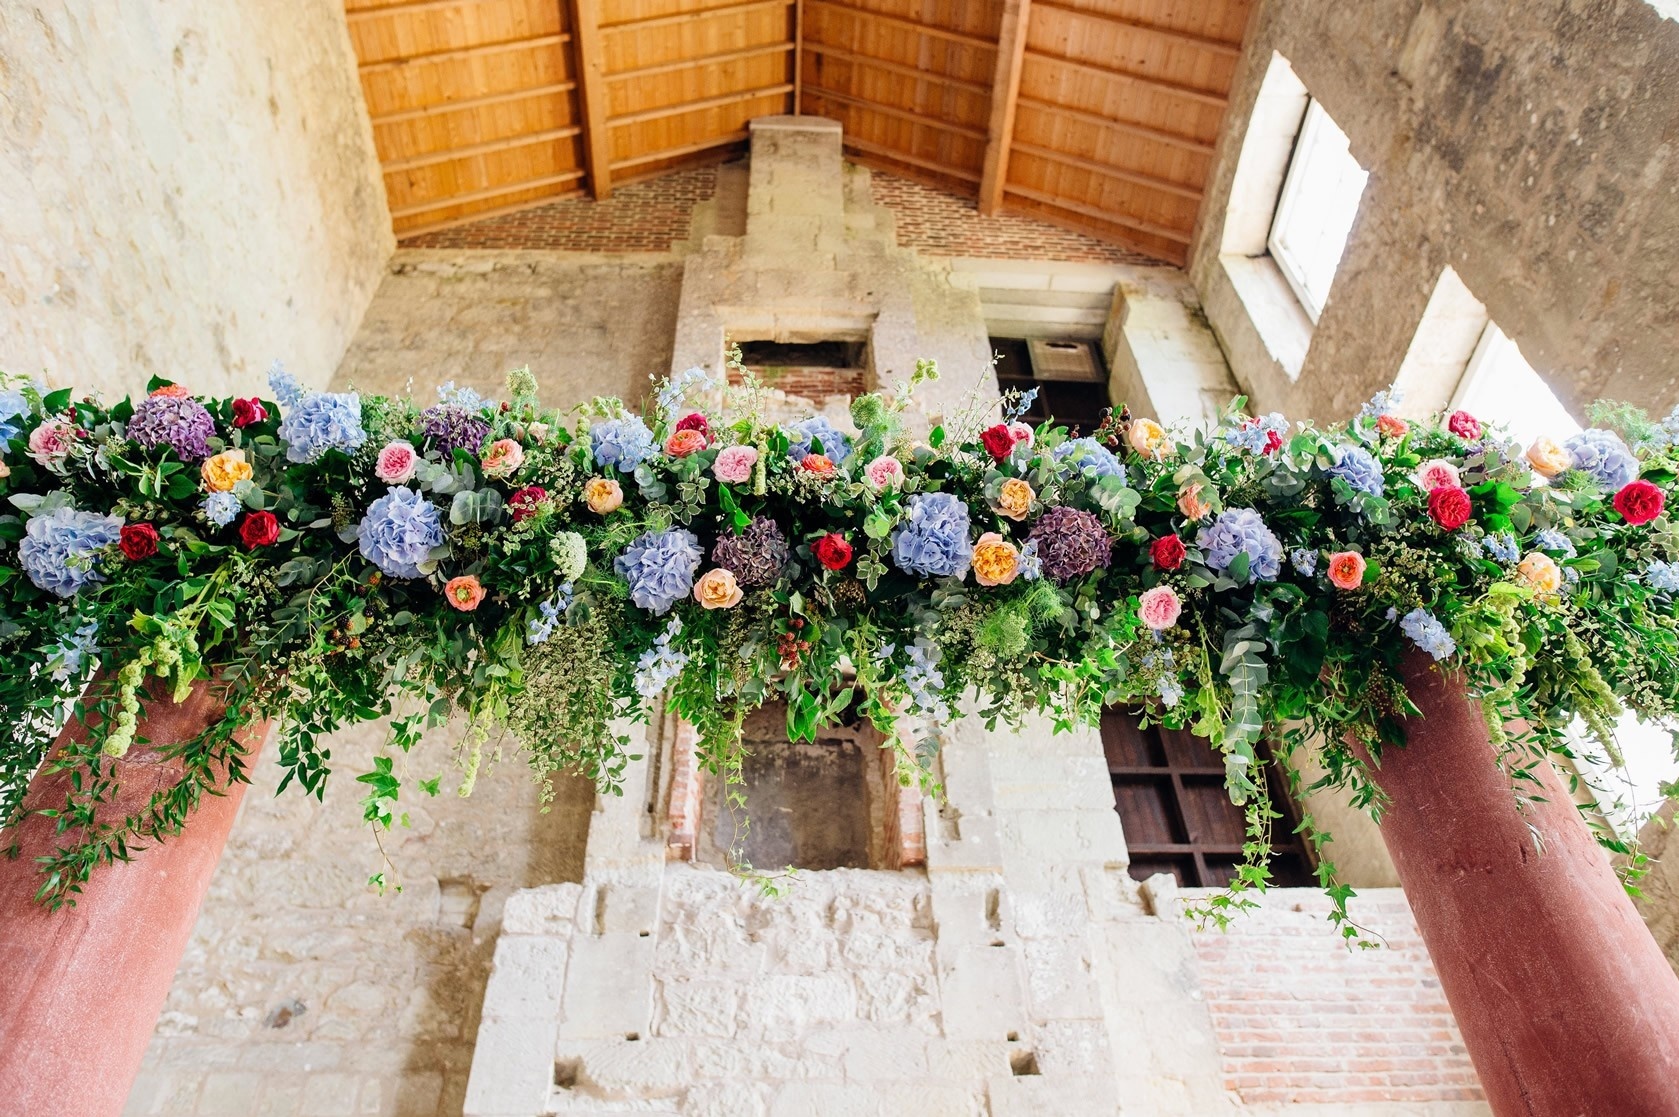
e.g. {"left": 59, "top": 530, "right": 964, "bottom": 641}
{"left": 280, "top": 391, "right": 367, "bottom": 463}
{"left": 615, "top": 528, "right": 704, "bottom": 614}
{"left": 1328, "top": 445, "right": 1386, "bottom": 497}
{"left": 1197, "top": 508, "right": 1283, "bottom": 582}
{"left": 358, "top": 487, "right": 444, "bottom": 579}
{"left": 128, "top": 395, "right": 217, "bottom": 461}
{"left": 785, "top": 416, "right": 853, "bottom": 463}
{"left": 711, "top": 516, "right": 788, "bottom": 588}
{"left": 18, "top": 506, "right": 124, "bottom": 597}
{"left": 1051, "top": 438, "right": 1125, "bottom": 479}
{"left": 590, "top": 416, "right": 656, "bottom": 473}
{"left": 1563, "top": 429, "right": 1638, "bottom": 489}
{"left": 890, "top": 492, "right": 973, "bottom": 578}
{"left": 421, "top": 403, "right": 491, "bottom": 458}
{"left": 1026, "top": 505, "right": 1112, "bottom": 583}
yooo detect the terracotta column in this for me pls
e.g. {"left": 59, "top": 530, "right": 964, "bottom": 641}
{"left": 0, "top": 681, "right": 267, "bottom": 1117}
{"left": 1372, "top": 652, "right": 1679, "bottom": 1116}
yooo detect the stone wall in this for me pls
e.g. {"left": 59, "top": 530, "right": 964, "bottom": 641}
{"left": 0, "top": 2, "right": 391, "bottom": 399}
{"left": 1191, "top": 0, "right": 1679, "bottom": 420}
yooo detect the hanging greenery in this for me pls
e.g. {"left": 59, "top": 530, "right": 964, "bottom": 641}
{"left": 2, "top": 358, "right": 1676, "bottom": 930}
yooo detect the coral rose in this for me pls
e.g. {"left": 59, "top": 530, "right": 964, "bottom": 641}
{"left": 800, "top": 454, "right": 836, "bottom": 477}
{"left": 1613, "top": 479, "right": 1665, "bottom": 526}
{"left": 1427, "top": 485, "right": 1473, "bottom": 531}
{"left": 980, "top": 424, "right": 1016, "bottom": 463}
{"left": 1376, "top": 414, "right": 1409, "bottom": 438}
{"left": 1525, "top": 436, "right": 1573, "bottom": 479}
{"left": 864, "top": 455, "right": 905, "bottom": 491}
{"left": 201, "top": 449, "right": 252, "bottom": 493}
{"left": 995, "top": 477, "right": 1035, "bottom": 521}
{"left": 1326, "top": 550, "right": 1366, "bottom": 590}
{"left": 584, "top": 477, "right": 623, "bottom": 514}
{"left": 149, "top": 384, "right": 191, "bottom": 399}
{"left": 1177, "top": 483, "right": 1212, "bottom": 522}
{"left": 444, "top": 574, "right": 485, "bottom": 612}
{"left": 971, "top": 532, "right": 1020, "bottom": 587}
{"left": 1447, "top": 410, "right": 1483, "bottom": 440}
{"left": 120, "top": 523, "right": 159, "bottom": 561}
{"left": 712, "top": 445, "right": 758, "bottom": 484}
{"left": 1150, "top": 534, "right": 1186, "bottom": 572}
{"left": 481, "top": 438, "right": 525, "bottom": 478}
{"left": 1516, "top": 552, "right": 1562, "bottom": 594}
{"left": 813, "top": 532, "right": 853, "bottom": 571}
{"left": 1128, "top": 418, "right": 1170, "bottom": 461}
{"left": 375, "top": 441, "right": 417, "bottom": 484}
{"left": 231, "top": 397, "right": 268, "bottom": 428}
{"left": 1414, "top": 458, "right": 1461, "bottom": 492}
{"left": 693, "top": 568, "right": 744, "bottom": 609}
{"left": 664, "top": 428, "right": 708, "bottom": 458}
{"left": 1138, "top": 585, "right": 1182, "bottom": 631}
{"left": 239, "top": 510, "right": 280, "bottom": 550}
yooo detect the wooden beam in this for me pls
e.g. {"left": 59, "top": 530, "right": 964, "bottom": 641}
{"left": 793, "top": 0, "right": 805, "bottom": 113}
{"left": 806, "top": 0, "right": 997, "bottom": 51}
{"left": 607, "top": 83, "right": 794, "bottom": 127}
{"left": 606, "top": 41, "right": 792, "bottom": 83}
{"left": 396, "top": 186, "right": 587, "bottom": 239}
{"left": 804, "top": 87, "right": 987, "bottom": 140}
{"left": 610, "top": 130, "right": 750, "bottom": 172}
{"left": 380, "top": 126, "right": 583, "bottom": 174}
{"left": 802, "top": 42, "right": 991, "bottom": 95}
{"left": 1029, "top": 1, "right": 1243, "bottom": 57}
{"left": 598, "top": 0, "right": 792, "bottom": 33}
{"left": 568, "top": 0, "right": 613, "bottom": 199}
{"left": 1013, "top": 94, "right": 1214, "bottom": 155}
{"left": 1023, "top": 48, "right": 1227, "bottom": 108}
{"left": 1008, "top": 140, "right": 1202, "bottom": 201}
{"left": 978, "top": 0, "right": 1030, "bottom": 216}
{"left": 355, "top": 32, "right": 570, "bottom": 75}
{"left": 390, "top": 168, "right": 587, "bottom": 220}
{"left": 369, "top": 81, "right": 579, "bottom": 126}
{"left": 842, "top": 135, "right": 982, "bottom": 183}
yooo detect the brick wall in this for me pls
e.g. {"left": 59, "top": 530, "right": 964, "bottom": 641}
{"left": 400, "top": 166, "right": 719, "bottom": 252}
{"left": 1183, "top": 888, "right": 1485, "bottom": 1107}
{"left": 730, "top": 365, "right": 867, "bottom": 402}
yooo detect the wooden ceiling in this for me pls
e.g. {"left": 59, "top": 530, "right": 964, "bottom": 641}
{"left": 342, "top": 0, "right": 1252, "bottom": 263}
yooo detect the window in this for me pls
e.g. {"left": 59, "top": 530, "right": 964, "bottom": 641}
{"left": 1572, "top": 715, "right": 1679, "bottom": 842}
{"left": 990, "top": 337, "right": 1110, "bottom": 433}
{"left": 1267, "top": 100, "right": 1369, "bottom": 322}
{"left": 1452, "top": 322, "right": 1581, "bottom": 446}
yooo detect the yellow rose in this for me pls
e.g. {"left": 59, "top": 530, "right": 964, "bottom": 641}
{"left": 995, "top": 477, "right": 1035, "bottom": 521}
{"left": 693, "top": 568, "right": 743, "bottom": 609}
{"left": 1177, "top": 482, "right": 1211, "bottom": 521}
{"left": 1516, "top": 552, "right": 1562, "bottom": 594}
{"left": 200, "top": 449, "right": 252, "bottom": 493}
{"left": 1525, "top": 436, "right": 1572, "bottom": 479}
{"left": 1128, "top": 418, "right": 1171, "bottom": 461}
{"left": 971, "top": 532, "right": 1020, "bottom": 587}
{"left": 583, "top": 477, "right": 623, "bottom": 514}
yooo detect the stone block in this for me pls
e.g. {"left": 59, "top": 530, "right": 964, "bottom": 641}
{"left": 1022, "top": 938, "right": 1103, "bottom": 1019}
{"left": 559, "top": 932, "right": 655, "bottom": 1039}
{"left": 924, "top": 1039, "right": 1012, "bottom": 1081}
{"left": 658, "top": 978, "right": 741, "bottom": 1037}
{"left": 197, "top": 1071, "right": 266, "bottom": 1116}
{"left": 500, "top": 883, "right": 584, "bottom": 935}
{"left": 937, "top": 945, "right": 1026, "bottom": 1042}
{"left": 570, "top": 1036, "right": 689, "bottom": 1098}
{"left": 986, "top": 1076, "right": 1120, "bottom": 1117}
{"left": 481, "top": 935, "right": 568, "bottom": 1019}
{"left": 685, "top": 1081, "right": 771, "bottom": 1117}
{"left": 839, "top": 1027, "right": 931, "bottom": 1080}
{"left": 299, "top": 1073, "right": 360, "bottom": 1117}
{"left": 738, "top": 974, "right": 859, "bottom": 1038}
{"left": 767, "top": 1082, "right": 877, "bottom": 1117}
{"left": 461, "top": 1018, "right": 557, "bottom": 1117}
{"left": 873, "top": 1083, "right": 987, "bottom": 1117}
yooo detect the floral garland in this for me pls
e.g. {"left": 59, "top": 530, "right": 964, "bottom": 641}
{"left": 2, "top": 361, "right": 1677, "bottom": 929}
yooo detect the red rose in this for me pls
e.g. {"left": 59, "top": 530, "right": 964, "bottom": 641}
{"left": 1150, "top": 533, "right": 1186, "bottom": 572}
{"left": 813, "top": 532, "right": 852, "bottom": 571}
{"left": 980, "top": 424, "right": 1016, "bottom": 463}
{"left": 231, "top": 397, "right": 268, "bottom": 428}
{"left": 1263, "top": 430, "right": 1282, "bottom": 455}
{"left": 119, "top": 523, "right": 159, "bottom": 561}
{"left": 674, "top": 412, "right": 711, "bottom": 445}
{"left": 1613, "top": 479, "right": 1665, "bottom": 526}
{"left": 1427, "top": 485, "right": 1473, "bottom": 531}
{"left": 239, "top": 510, "right": 280, "bottom": 550}
{"left": 1447, "top": 410, "right": 1482, "bottom": 440}
{"left": 509, "top": 485, "right": 548, "bottom": 523}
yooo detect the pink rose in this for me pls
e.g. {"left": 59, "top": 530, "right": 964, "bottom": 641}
{"left": 1414, "top": 458, "right": 1461, "bottom": 492}
{"left": 481, "top": 438, "right": 525, "bottom": 479}
{"left": 1326, "top": 551, "right": 1366, "bottom": 590}
{"left": 665, "top": 429, "right": 708, "bottom": 458}
{"left": 864, "top": 455, "right": 904, "bottom": 491}
{"left": 376, "top": 441, "right": 417, "bottom": 484}
{"left": 1008, "top": 422, "right": 1034, "bottom": 449}
{"left": 713, "top": 445, "right": 758, "bottom": 484}
{"left": 1138, "top": 585, "right": 1182, "bottom": 631}
{"left": 27, "top": 420, "right": 76, "bottom": 468}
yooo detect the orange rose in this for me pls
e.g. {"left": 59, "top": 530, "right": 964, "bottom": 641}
{"left": 1177, "top": 483, "right": 1211, "bottom": 522}
{"left": 444, "top": 575, "right": 485, "bottom": 612}
{"left": 995, "top": 478, "right": 1034, "bottom": 521}
{"left": 971, "top": 532, "right": 1020, "bottom": 586}
{"left": 1516, "top": 552, "right": 1561, "bottom": 594}
{"left": 583, "top": 477, "right": 623, "bottom": 514}
{"left": 1326, "top": 550, "right": 1366, "bottom": 590}
{"left": 200, "top": 449, "right": 252, "bottom": 493}
{"left": 693, "top": 568, "right": 743, "bottom": 609}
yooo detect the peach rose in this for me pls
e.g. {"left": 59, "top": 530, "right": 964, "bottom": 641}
{"left": 200, "top": 449, "right": 252, "bottom": 493}
{"left": 800, "top": 454, "right": 836, "bottom": 477}
{"left": 712, "top": 445, "right": 758, "bottom": 484}
{"left": 444, "top": 574, "right": 485, "bottom": 612}
{"left": 1516, "top": 552, "right": 1562, "bottom": 594}
{"left": 971, "top": 532, "right": 1020, "bottom": 587}
{"left": 1525, "top": 437, "right": 1573, "bottom": 479}
{"left": 1177, "top": 483, "right": 1212, "bottom": 522}
{"left": 1138, "top": 585, "right": 1182, "bottom": 630}
{"left": 1128, "top": 418, "right": 1171, "bottom": 461}
{"left": 665, "top": 428, "right": 708, "bottom": 458}
{"left": 693, "top": 567, "right": 744, "bottom": 609}
{"left": 481, "top": 438, "right": 525, "bottom": 479}
{"left": 1326, "top": 550, "right": 1366, "bottom": 590}
{"left": 583, "top": 477, "right": 623, "bottom": 514}
{"left": 995, "top": 478, "right": 1035, "bottom": 521}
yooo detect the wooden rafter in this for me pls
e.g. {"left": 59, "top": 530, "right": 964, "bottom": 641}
{"left": 568, "top": 0, "right": 613, "bottom": 200}
{"left": 978, "top": 0, "right": 1031, "bottom": 216}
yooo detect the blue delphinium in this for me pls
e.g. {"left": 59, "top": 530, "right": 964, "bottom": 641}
{"left": 268, "top": 361, "right": 306, "bottom": 408}
{"left": 1400, "top": 607, "right": 1456, "bottom": 661}
{"left": 202, "top": 492, "right": 241, "bottom": 527}
{"left": 1196, "top": 508, "right": 1283, "bottom": 582}
{"left": 1535, "top": 528, "right": 1577, "bottom": 558}
{"left": 436, "top": 380, "right": 488, "bottom": 411}
{"left": 633, "top": 617, "right": 689, "bottom": 698}
{"left": 358, "top": 487, "right": 444, "bottom": 579}
{"left": 49, "top": 619, "right": 101, "bottom": 683}
{"left": 1480, "top": 533, "right": 1520, "bottom": 563}
{"left": 280, "top": 391, "right": 366, "bottom": 463}
{"left": 0, "top": 387, "right": 29, "bottom": 444}
{"left": 1051, "top": 438, "right": 1125, "bottom": 479}
{"left": 1564, "top": 429, "right": 1638, "bottom": 489}
{"left": 1328, "top": 444, "right": 1386, "bottom": 497}
{"left": 591, "top": 416, "right": 657, "bottom": 473}
{"left": 890, "top": 492, "right": 973, "bottom": 578}
{"left": 1291, "top": 548, "right": 1319, "bottom": 577}
{"left": 526, "top": 586, "right": 574, "bottom": 646}
{"left": 1017, "top": 539, "right": 1043, "bottom": 582}
{"left": 1357, "top": 388, "right": 1403, "bottom": 420}
{"left": 785, "top": 416, "right": 853, "bottom": 463}
{"left": 615, "top": 528, "right": 703, "bottom": 614}
{"left": 1003, "top": 386, "right": 1039, "bottom": 423}
{"left": 901, "top": 638, "right": 951, "bottom": 722}
{"left": 1226, "top": 413, "right": 1288, "bottom": 454}
{"left": 1645, "top": 561, "right": 1679, "bottom": 594}
{"left": 1157, "top": 676, "right": 1184, "bottom": 708}
{"left": 656, "top": 366, "right": 715, "bottom": 419}
{"left": 18, "top": 506, "right": 124, "bottom": 597}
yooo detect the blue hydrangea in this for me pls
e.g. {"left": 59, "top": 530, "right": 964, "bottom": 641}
{"left": 1480, "top": 533, "right": 1520, "bottom": 563}
{"left": 436, "top": 380, "right": 488, "bottom": 411}
{"left": 1328, "top": 445, "right": 1386, "bottom": 498}
{"left": 1645, "top": 561, "right": 1679, "bottom": 594}
{"left": 18, "top": 506, "right": 124, "bottom": 597}
{"left": 268, "top": 361, "right": 306, "bottom": 408}
{"left": 202, "top": 492, "right": 241, "bottom": 527}
{"left": 1400, "top": 607, "right": 1456, "bottom": 661}
{"left": 634, "top": 617, "right": 689, "bottom": 698}
{"left": 0, "top": 387, "right": 29, "bottom": 444}
{"left": 1051, "top": 438, "right": 1125, "bottom": 479}
{"left": 1226, "top": 412, "right": 1288, "bottom": 453}
{"left": 1291, "top": 548, "right": 1319, "bottom": 576}
{"left": 358, "top": 487, "right": 444, "bottom": 579}
{"left": 280, "top": 391, "right": 366, "bottom": 463}
{"left": 1564, "top": 429, "right": 1638, "bottom": 489}
{"left": 785, "top": 416, "right": 853, "bottom": 463}
{"left": 890, "top": 492, "right": 973, "bottom": 578}
{"left": 590, "top": 416, "right": 657, "bottom": 473}
{"left": 1197, "top": 508, "right": 1283, "bottom": 582}
{"left": 615, "top": 527, "right": 703, "bottom": 614}
{"left": 1357, "top": 388, "right": 1403, "bottom": 420}
{"left": 49, "top": 619, "right": 101, "bottom": 683}
{"left": 1535, "top": 528, "right": 1576, "bottom": 558}
{"left": 1157, "top": 675, "right": 1184, "bottom": 708}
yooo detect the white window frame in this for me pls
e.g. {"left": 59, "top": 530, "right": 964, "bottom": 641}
{"left": 1266, "top": 99, "right": 1367, "bottom": 323}
{"left": 1449, "top": 321, "right": 1582, "bottom": 446}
